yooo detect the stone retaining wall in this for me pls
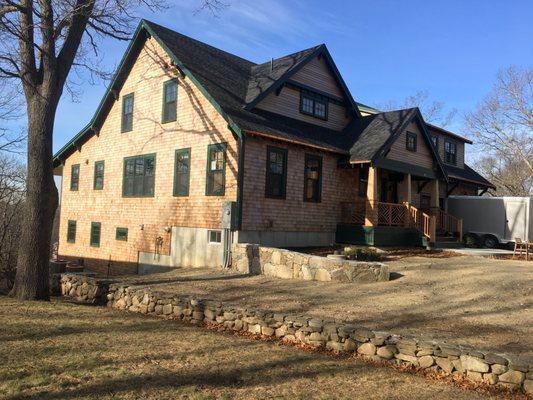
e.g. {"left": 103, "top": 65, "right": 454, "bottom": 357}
{"left": 231, "top": 244, "right": 389, "bottom": 283}
{"left": 56, "top": 273, "right": 532, "bottom": 395}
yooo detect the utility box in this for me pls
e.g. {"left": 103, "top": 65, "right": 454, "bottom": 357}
{"left": 221, "top": 201, "right": 238, "bottom": 230}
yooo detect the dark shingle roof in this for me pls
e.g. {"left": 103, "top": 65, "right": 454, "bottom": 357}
{"left": 245, "top": 45, "right": 322, "bottom": 104}
{"left": 445, "top": 164, "right": 495, "bottom": 188}
{"left": 347, "top": 108, "right": 417, "bottom": 161}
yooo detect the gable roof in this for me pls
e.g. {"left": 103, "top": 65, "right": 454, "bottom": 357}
{"left": 53, "top": 19, "right": 362, "bottom": 167}
{"left": 244, "top": 45, "right": 361, "bottom": 117}
{"left": 245, "top": 45, "right": 321, "bottom": 104}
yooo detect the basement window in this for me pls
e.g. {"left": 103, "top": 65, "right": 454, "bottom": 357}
{"left": 90, "top": 222, "right": 101, "bottom": 247}
{"left": 208, "top": 230, "right": 222, "bottom": 244}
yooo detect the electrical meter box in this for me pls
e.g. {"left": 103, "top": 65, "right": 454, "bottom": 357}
{"left": 221, "top": 201, "right": 238, "bottom": 230}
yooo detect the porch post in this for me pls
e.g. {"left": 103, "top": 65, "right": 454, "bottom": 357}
{"left": 364, "top": 166, "right": 378, "bottom": 226}
{"left": 406, "top": 173, "right": 412, "bottom": 204}
{"left": 430, "top": 179, "right": 439, "bottom": 213}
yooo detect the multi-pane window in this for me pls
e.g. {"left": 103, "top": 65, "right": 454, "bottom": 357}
{"left": 116, "top": 227, "right": 128, "bottom": 241}
{"left": 431, "top": 135, "right": 438, "bottom": 149}
{"left": 67, "top": 220, "right": 77, "bottom": 243}
{"left": 70, "top": 164, "right": 80, "bottom": 191}
{"left": 300, "top": 90, "right": 328, "bottom": 120}
{"left": 206, "top": 143, "right": 226, "bottom": 196}
{"left": 121, "top": 93, "right": 134, "bottom": 132}
{"left": 123, "top": 154, "right": 156, "bottom": 197}
{"left": 265, "top": 146, "right": 287, "bottom": 199}
{"left": 406, "top": 132, "right": 417, "bottom": 152}
{"left": 444, "top": 140, "right": 457, "bottom": 165}
{"left": 162, "top": 80, "right": 177, "bottom": 123}
{"left": 94, "top": 161, "right": 105, "bottom": 190}
{"left": 304, "top": 154, "right": 322, "bottom": 202}
{"left": 208, "top": 230, "right": 222, "bottom": 243}
{"left": 174, "top": 148, "right": 190, "bottom": 196}
{"left": 90, "top": 222, "right": 101, "bottom": 247}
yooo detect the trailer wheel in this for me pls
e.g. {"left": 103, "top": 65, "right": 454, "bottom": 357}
{"left": 482, "top": 235, "right": 498, "bottom": 249}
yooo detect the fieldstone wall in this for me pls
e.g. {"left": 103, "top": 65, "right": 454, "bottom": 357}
{"left": 231, "top": 244, "right": 389, "bottom": 283}
{"left": 53, "top": 273, "right": 112, "bottom": 304}
{"left": 56, "top": 273, "right": 532, "bottom": 395}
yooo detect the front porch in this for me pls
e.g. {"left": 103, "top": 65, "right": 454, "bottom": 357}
{"left": 337, "top": 165, "right": 462, "bottom": 247}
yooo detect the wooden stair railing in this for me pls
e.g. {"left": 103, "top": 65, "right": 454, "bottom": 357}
{"left": 435, "top": 209, "right": 463, "bottom": 239}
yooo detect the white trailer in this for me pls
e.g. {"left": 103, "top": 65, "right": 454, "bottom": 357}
{"left": 447, "top": 196, "right": 532, "bottom": 248}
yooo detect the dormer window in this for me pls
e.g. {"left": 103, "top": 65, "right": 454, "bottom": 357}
{"left": 300, "top": 89, "right": 328, "bottom": 120}
{"left": 406, "top": 132, "right": 417, "bottom": 152}
{"left": 445, "top": 140, "right": 457, "bottom": 165}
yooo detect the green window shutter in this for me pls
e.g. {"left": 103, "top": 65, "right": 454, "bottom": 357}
{"left": 90, "top": 222, "right": 101, "bottom": 247}
{"left": 303, "top": 154, "right": 322, "bottom": 203}
{"left": 116, "top": 227, "right": 128, "bottom": 241}
{"left": 265, "top": 146, "right": 288, "bottom": 199}
{"left": 121, "top": 93, "right": 134, "bottom": 132}
{"left": 173, "top": 148, "right": 191, "bottom": 196}
{"left": 122, "top": 154, "right": 156, "bottom": 197}
{"left": 94, "top": 160, "right": 105, "bottom": 190}
{"left": 162, "top": 80, "right": 178, "bottom": 123}
{"left": 70, "top": 164, "right": 80, "bottom": 191}
{"left": 67, "top": 220, "right": 76, "bottom": 243}
{"left": 206, "top": 143, "right": 227, "bottom": 196}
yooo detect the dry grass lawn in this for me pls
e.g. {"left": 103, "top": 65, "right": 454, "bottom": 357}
{"left": 0, "top": 297, "right": 509, "bottom": 400}
{"left": 121, "top": 254, "right": 533, "bottom": 358}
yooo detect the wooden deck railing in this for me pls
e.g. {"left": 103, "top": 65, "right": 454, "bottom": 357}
{"left": 340, "top": 200, "right": 434, "bottom": 240}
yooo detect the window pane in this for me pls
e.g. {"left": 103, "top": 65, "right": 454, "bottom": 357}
{"left": 122, "top": 94, "right": 134, "bottom": 132}
{"left": 123, "top": 155, "right": 156, "bottom": 197}
{"left": 314, "top": 100, "right": 326, "bottom": 118}
{"left": 90, "top": 222, "right": 101, "bottom": 247}
{"left": 67, "top": 220, "right": 76, "bottom": 243}
{"left": 301, "top": 95, "right": 314, "bottom": 114}
{"left": 206, "top": 144, "right": 226, "bottom": 195}
{"left": 174, "top": 149, "right": 190, "bottom": 196}
{"left": 163, "top": 81, "right": 177, "bottom": 122}
{"left": 304, "top": 155, "right": 322, "bottom": 202}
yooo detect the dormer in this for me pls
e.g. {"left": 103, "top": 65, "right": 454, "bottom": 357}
{"left": 244, "top": 45, "right": 361, "bottom": 131}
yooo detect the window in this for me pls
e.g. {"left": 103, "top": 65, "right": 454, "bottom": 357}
{"left": 94, "top": 161, "right": 105, "bottom": 190}
{"left": 116, "top": 227, "right": 128, "bottom": 241}
{"left": 173, "top": 148, "right": 190, "bottom": 196}
{"left": 206, "top": 143, "right": 226, "bottom": 196}
{"left": 162, "top": 80, "right": 177, "bottom": 123}
{"left": 67, "top": 220, "right": 77, "bottom": 243}
{"left": 90, "top": 222, "right": 101, "bottom": 247}
{"left": 444, "top": 140, "right": 457, "bottom": 165}
{"left": 265, "top": 146, "right": 287, "bottom": 199}
{"left": 406, "top": 132, "right": 417, "bottom": 152}
{"left": 300, "top": 90, "right": 328, "bottom": 120}
{"left": 208, "top": 230, "right": 222, "bottom": 243}
{"left": 70, "top": 164, "right": 80, "bottom": 191}
{"left": 431, "top": 135, "right": 438, "bottom": 149}
{"left": 123, "top": 154, "right": 156, "bottom": 197}
{"left": 304, "top": 154, "right": 322, "bottom": 202}
{"left": 121, "top": 93, "right": 134, "bottom": 132}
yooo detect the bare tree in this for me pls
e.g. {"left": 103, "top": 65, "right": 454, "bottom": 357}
{"left": 0, "top": 0, "right": 226, "bottom": 300}
{"left": 465, "top": 66, "right": 533, "bottom": 196}
{"left": 376, "top": 90, "right": 457, "bottom": 127}
{"left": 0, "top": 156, "right": 25, "bottom": 291}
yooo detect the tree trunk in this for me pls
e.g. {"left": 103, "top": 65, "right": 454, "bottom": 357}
{"left": 10, "top": 98, "right": 59, "bottom": 300}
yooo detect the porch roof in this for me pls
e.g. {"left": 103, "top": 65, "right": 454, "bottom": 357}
{"left": 445, "top": 164, "right": 496, "bottom": 189}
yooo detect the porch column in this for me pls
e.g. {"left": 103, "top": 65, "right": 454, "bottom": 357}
{"left": 406, "top": 173, "right": 412, "bottom": 204}
{"left": 430, "top": 179, "right": 439, "bottom": 213}
{"left": 364, "top": 166, "right": 378, "bottom": 226}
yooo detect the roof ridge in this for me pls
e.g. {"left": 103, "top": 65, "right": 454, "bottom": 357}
{"left": 252, "top": 44, "right": 323, "bottom": 69}
{"left": 141, "top": 19, "right": 257, "bottom": 67}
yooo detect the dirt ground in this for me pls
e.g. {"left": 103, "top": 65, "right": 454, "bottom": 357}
{"left": 122, "top": 255, "right": 533, "bottom": 359}
{"left": 0, "top": 297, "right": 509, "bottom": 400}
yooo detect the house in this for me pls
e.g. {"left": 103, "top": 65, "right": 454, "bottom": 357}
{"left": 53, "top": 20, "right": 494, "bottom": 275}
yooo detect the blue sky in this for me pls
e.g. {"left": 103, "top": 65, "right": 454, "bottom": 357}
{"left": 52, "top": 0, "right": 533, "bottom": 155}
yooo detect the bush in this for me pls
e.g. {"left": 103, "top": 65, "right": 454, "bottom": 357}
{"left": 345, "top": 247, "right": 382, "bottom": 261}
